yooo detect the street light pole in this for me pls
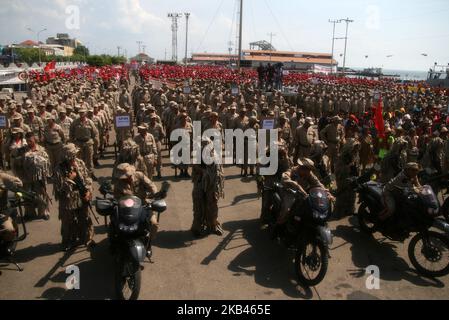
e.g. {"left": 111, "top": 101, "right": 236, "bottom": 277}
{"left": 329, "top": 19, "right": 341, "bottom": 73}
{"left": 341, "top": 18, "right": 354, "bottom": 73}
{"left": 184, "top": 13, "right": 190, "bottom": 65}
{"left": 37, "top": 28, "right": 47, "bottom": 65}
{"left": 27, "top": 27, "right": 47, "bottom": 65}
{"left": 237, "top": 0, "right": 243, "bottom": 69}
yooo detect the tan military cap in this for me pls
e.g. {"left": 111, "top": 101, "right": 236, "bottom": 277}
{"left": 137, "top": 123, "right": 149, "bottom": 130}
{"left": 11, "top": 127, "right": 24, "bottom": 134}
{"left": 12, "top": 113, "right": 23, "bottom": 121}
{"left": 115, "top": 163, "right": 136, "bottom": 180}
{"left": 297, "top": 158, "right": 315, "bottom": 170}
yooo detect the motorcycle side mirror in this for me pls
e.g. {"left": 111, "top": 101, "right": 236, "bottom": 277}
{"left": 160, "top": 181, "right": 171, "bottom": 194}
{"left": 99, "top": 181, "right": 112, "bottom": 196}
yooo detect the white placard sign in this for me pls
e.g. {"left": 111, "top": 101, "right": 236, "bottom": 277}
{"left": 0, "top": 114, "right": 8, "bottom": 129}
{"left": 262, "top": 119, "right": 275, "bottom": 130}
{"left": 231, "top": 85, "right": 240, "bottom": 96}
{"left": 115, "top": 114, "right": 131, "bottom": 129}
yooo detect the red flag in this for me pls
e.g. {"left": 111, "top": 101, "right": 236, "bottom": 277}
{"left": 374, "top": 95, "right": 385, "bottom": 138}
{"left": 44, "top": 61, "right": 56, "bottom": 72}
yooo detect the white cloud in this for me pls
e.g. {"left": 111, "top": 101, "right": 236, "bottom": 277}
{"left": 116, "top": 0, "right": 167, "bottom": 34}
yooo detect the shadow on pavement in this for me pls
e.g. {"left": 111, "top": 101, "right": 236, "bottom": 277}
{"left": 202, "top": 218, "right": 314, "bottom": 299}
{"left": 333, "top": 224, "right": 445, "bottom": 288}
{"left": 230, "top": 193, "right": 259, "bottom": 206}
{"left": 14, "top": 243, "right": 62, "bottom": 263}
{"left": 36, "top": 239, "right": 115, "bottom": 300}
{"left": 153, "top": 230, "right": 196, "bottom": 250}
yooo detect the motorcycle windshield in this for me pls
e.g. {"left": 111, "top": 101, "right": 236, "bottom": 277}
{"left": 117, "top": 196, "right": 142, "bottom": 226}
{"left": 419, "top": 185, "right": 439, "bottom": 210}
{"left": 308, "top": 187, "right": 330, "bottom": 219}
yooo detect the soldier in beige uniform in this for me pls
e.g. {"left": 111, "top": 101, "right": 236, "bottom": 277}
{"left": 69, "top": 107, "right": 99, "bottom": 179}
{"left": 191, "top": 139, "right": 225, "bottom": 237}
{"left": 113, "top": 163, "right": 160, "bottom": 252}
{"left": 8, "top": 128, "right": 27, "bottom": 181}
{"left": 42, "top": 114, "right": 65, "bottom": 174}
{"left": 37, "top": 103, "right": 51, "bottom": 126}
{"left": 293, "top": 117, "right": 316, "bottom": 163}
{"left": 87, "top": 107, "right": 104, "bottom": 167}
{"left": 0, "top": 173, "right": 23, "bottom": 243}
{"left": 23, "top": 132, "right": 51, "bottom": 220}
{"left": 57, "top": 107, "right": 73, "bottom": 142}
{"left": 134, "top": 124, "right": 158, "bottom": 179}
{"left": 320, "top": 116, "right": 345, "bottom": 173}
{"left": 54, "top": 144, "right": 94, "bottom": 251}
{"left": 148, "top": 114, "right": 166, "bottom": 179}
{"left": 25, "top": 107, "right": 44, "bottom": 142}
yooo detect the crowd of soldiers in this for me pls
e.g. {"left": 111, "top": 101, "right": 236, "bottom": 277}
{"left": 1, "top": 63, "right": 449, "bottom": 250}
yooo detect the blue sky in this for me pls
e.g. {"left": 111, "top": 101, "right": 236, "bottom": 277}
{"left": 1, "top": 0, "right": 448, "bottom": 71}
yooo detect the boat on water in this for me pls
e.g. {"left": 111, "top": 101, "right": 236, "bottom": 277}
{"left": 338, "top": 67, "right": 400, "bottom": 80}
{"left": 426, "top": 64, "right": 449, "bottom": 88}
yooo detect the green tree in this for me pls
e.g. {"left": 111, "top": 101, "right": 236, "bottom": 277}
{"left": 15, "top": 48, "right": 40, "bottom": 64}
{"left": 73, "top": 45, "right": 90, "bottom": 57}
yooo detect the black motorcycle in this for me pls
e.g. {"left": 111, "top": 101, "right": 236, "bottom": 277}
{"left": 419, "top": 170, "right": 449, "bottom": 223}
{"left": 95, "top": 181, "right": 170, "bottom": 300}
{"left": 0, "top": 190, "right": 31, "bottom": 273}
{"left": 353, "top": 172, "right": 449, "bottom": 278}
{"left": 267, "top": 183, "right": 333, "bottom": 287}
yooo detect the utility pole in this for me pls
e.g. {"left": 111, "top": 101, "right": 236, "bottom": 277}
{"left": 27, "top": 27, "right": 47, "bottom": 65}
{"left": 341, "top": 18, "right": 354, "bottom": 73}
{"left": 184, "top": 13, "right": 190, "bottom": 65}
{"left": 164, "top": 48, "right": 167, "bottom": 60}
{"left": 142, "top": 45, "right": 146, "bottom": 54}
{"left": 328, "top": 19, "right": 341, "bottom": 73}
{"left": 117, "top": 46, "right": 122, "bottom": 57}
{"left": 136, "top": 41, "right": 143, "bottom": 54}
{"left": 267, "top": 32, "right": 276, "bottom": 61}
{"left": 237, "top": 0, "right": 243, "bottom": 69}
{"left": 168, "top": 13, "right": 182, "bottom": 62}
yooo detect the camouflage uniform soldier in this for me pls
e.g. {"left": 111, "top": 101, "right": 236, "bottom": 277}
{"left": 54, "top": 143, "right": 94, "bottom": 251}
{"left": 380, "top": 139, "right": 408, "bottom": 183}
{"left": 334, "top": 139, "right": 360, "bottom": 218}
{"left": 293, "top": 117, "right": 316, "bottom": 163}
{"left": 69, "top": 107, "right": 99, "bottom": 179}
{"left": 87, "top": 106, "right": 104, "bottom": 167}
{"left": 191, "top": 139, "right": 225, "bottom": 237}
{"left": 113, "top": 138, "right": 146, "bottom": 181}
{"left": 320, "top": 116, "right": 345, "bottom": 173}
{"left": 421, "top": 131, "right": 445, "bottom": 175}
{"left": 23, "top": 132, "right": 51, "bottom": 220}
{"left": 0, "top": 173, "right": 23, "bottom": 242}
{"left": 57, "top": 107, "right": 73, "bottom": 142}
{"left": 42, "top": 115, "right": 65, "bottom": 174}
{"left": 8, "top": 128, "right": 27, "bottom": 181}
{"left": 174, "top": 113, "right": 193, "bottom": 178}
{"left": 113, "top": 163, "right": 159, "bottom": 245}
{"left": 119, "top": 87, "right": 132, "bottom": 109}
{"left": 25, "top": 107, "right": 44, "bottom": 142}
{"left": 134, "top": 124, "right": 158, "bottom": 179}
{"left": 148, "top": 114, "right": 166, "bottom": 179}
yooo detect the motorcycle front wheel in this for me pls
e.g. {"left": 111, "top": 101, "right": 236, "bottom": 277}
{"left": 295, "top": 237, "right": 328, "bottom": 287}
{"left": 115, "top": 255, "right": 142, "bottom": 300}
{"left": 408, "top": 231, "right": 449, "bottom": 278}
